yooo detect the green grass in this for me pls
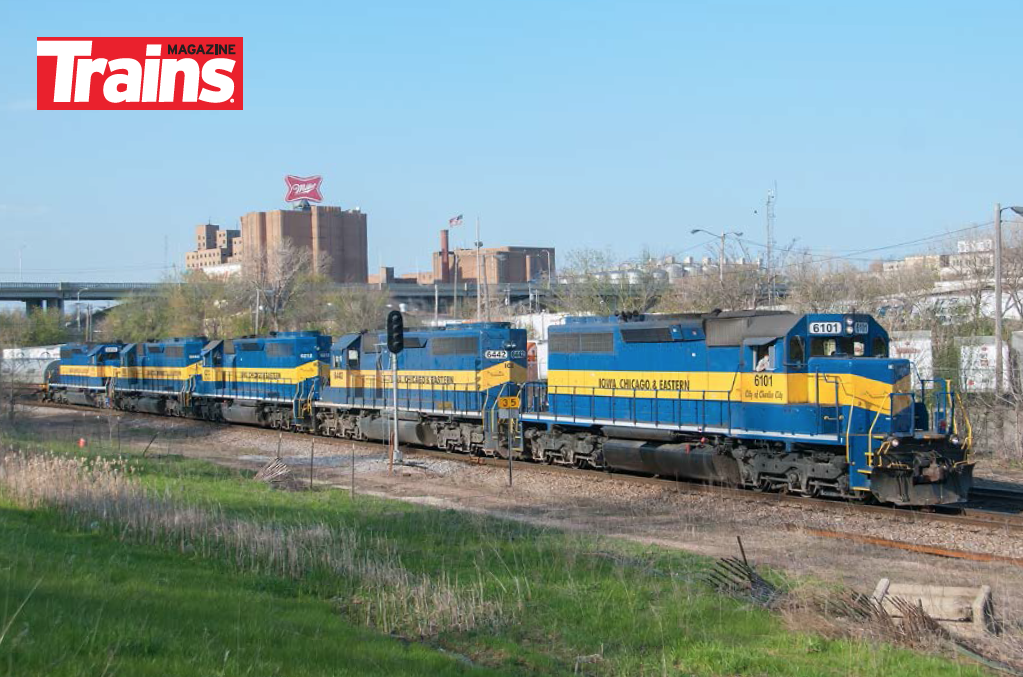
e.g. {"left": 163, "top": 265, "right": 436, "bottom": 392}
{"left": 0, "top": 505, "right": 494, "bottom": 676}
{"left": 0, "top": 428, "right": 988, "bottom": 676}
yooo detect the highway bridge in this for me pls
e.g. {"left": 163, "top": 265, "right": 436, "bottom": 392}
{"left": 0, "top": 281, "right": 550, "bottom": 314}
{"left": 0, "top": 282, "right": 160, "bottom": 311}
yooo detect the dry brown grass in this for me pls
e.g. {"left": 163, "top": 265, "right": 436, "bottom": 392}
{"left": 0, "top": 449, "right": 504, "bottom": 637}
{"left": 777, "top": 585, "right": 1023, "bottom": 673}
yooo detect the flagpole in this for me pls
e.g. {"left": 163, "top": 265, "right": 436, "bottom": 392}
{"left": 475, "top": 215, "right": 482, "bottom": 321}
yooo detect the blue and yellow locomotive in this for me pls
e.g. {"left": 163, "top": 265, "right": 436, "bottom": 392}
{"left": 48, "top": 342, "right": 122, "bottom": 406}
{"left": 519, "top": 311, "right": 972, "bottom": 505}
{"left": 315, "top": 322, "right": 528, "bottom": 449}
{"left": 196, "top": 331, "right": 332, "bottom": 427}
{"left": 113, "top": 337, "right": 205, "bottom": 415}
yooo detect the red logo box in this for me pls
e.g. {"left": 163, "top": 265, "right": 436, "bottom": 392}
{"left": 37, "top": 37, "right": 243, "bottom": 110}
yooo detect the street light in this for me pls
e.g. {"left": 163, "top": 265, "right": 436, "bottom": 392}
{"left": 992, "top": 204, "right": 1023, "bottom": 397}
{"left": 76, "top": 287, "right": 90, "bottom": 332}
{"left": 690, "top": 229, "right": 744, "bottom": 284}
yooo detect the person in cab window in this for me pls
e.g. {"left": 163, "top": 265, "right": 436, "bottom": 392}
{"left": 755, "top": 346, "right": 772, "bottom": 372}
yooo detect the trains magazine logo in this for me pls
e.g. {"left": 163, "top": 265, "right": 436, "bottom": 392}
{"left": 36, "top": 37, "right": 243, "bottom": 110}
{"left": 284, "top": 175, "right": 324, "bottom": 203}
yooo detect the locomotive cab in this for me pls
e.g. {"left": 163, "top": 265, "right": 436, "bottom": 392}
{"left": 787, "top": 314, "right": 972, "bottom": 505}
{"left": 49, "top": 342, "right": 123, "bottom": 407}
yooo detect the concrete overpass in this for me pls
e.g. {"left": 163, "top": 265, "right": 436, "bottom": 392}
{"left": 0, "top": 281, "right": 551, "bottom": 314}
{"left": 0, "top": 282, "right": 161, "bottom": 312}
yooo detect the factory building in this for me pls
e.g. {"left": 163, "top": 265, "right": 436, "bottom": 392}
{"left": 240, "top": 205, "right": 368, "bottom": 284}
{"left": 184, "top": 223, "right": 242, "bottom": 271}
{"left": 185, "top": 204, "right": 369, "bottom": 284}
{"left": 367, "top": 229, "right": 554, "bottom": 286}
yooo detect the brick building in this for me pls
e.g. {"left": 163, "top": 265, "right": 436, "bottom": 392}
{"left": 431, "top": 229, "right": 554, "bottom": 285}
{"left": 240, "top": 205, "right": 368, "bottom": 283}
{"left": 185, "top": 223, "right": 241, "bottom": 271}
{"left": 367, "top": 229, "right": 555, "bottom": 286}
{"left": 185, "top": 205, "right": 369, "bottom": 283}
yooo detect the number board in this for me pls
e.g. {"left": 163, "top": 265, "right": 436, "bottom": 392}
{"left": 498, "top": 396, "right": 520, "bottom": 410}
{"left": 808, "top": 321, "right": 842, "bottom": 335}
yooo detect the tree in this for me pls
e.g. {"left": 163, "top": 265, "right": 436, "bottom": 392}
{"left": 660, "top": 265, "right": 769, "bottom": 313}
{"left": 243, "top": 238, "right": 327, "bottom": 333}
{"left": 552, "top": 248, "right": 667, "bottom": 315}
{"left": 0, "top": 308, "right": 68, "bottom": 347}
{"left": 166, "top": 270, "right": 245, "bottom": 339}
{"left": 100, "top": 290, "right": 174, "bottom": 343}
{"left": 321, "top": 286, "right": 390, "bottom": 335}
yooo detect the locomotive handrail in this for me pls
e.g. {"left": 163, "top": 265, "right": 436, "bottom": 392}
{"left": 817, "top": 373, "right": 843, "bottom": 439}
{"left": 955, "top": 391, "right": 973, "bottom": 453}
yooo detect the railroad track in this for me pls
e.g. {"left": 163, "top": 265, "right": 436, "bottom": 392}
{"left": 18, "top": 400, "right": 1023, "bottom": 546}
{"left": 968, "top": 485, "right": 1023, "bottom": 510}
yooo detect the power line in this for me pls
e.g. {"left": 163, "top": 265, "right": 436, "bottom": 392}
{"left": 678, "top": 219, "right": 999, "bottom": 283}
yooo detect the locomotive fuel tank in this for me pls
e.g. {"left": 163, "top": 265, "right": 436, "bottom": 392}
{"left": 221, "top": 403, "right": 263, "bottom": 425}
{"left": 64, "top": 391, "right": 96, "bottom": 407}
{"left": 358, "top": 415, "right": 438, "bottom": 447}
{"left": 603, "top": 439, "right": 742, "bottom": 484}
{"left": 134, "top": 398, "right": 166, "bottom": 415}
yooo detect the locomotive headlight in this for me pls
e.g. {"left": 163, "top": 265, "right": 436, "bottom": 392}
{"left": 888, "top": 437, "right": 900, "bottom": 448}
{"left": 950, "top": 435, "right": 961, "bottom": 446}
{"left": 845, "top": 317, "right": 854, "bottom": 325}
{"left": 845, "top": 326, "right": 854, "bottom": 334}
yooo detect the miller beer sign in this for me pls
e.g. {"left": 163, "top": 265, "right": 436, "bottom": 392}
{"left": 284, "top": 175, "right": 324, "bottom": 203}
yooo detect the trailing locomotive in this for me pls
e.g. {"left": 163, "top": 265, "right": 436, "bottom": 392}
{"left": 43, "top": 311, "right": 973, "bottom": 506}
{"left": 316, "top": 322, "right": 527, "bottom": 450}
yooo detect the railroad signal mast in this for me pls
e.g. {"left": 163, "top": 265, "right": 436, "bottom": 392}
{"left": 386, "top": 310, "right": 404, "bottom": 470}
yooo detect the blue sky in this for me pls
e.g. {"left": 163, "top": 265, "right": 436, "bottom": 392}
{"left": 2, "top": 0, "right": 1022, "bottom": 282}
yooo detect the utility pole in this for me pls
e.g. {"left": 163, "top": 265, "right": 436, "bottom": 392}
{"left": 453, "top": 252, "right": 459, "bottom": 318}
{"left": 254, "top": 288, "right": 261, "bottom": 334}
{"left": 433, "top": 283, "right": 439, "bottom": 325}
{"left": 765, "top": 186, "right": 776, "bottom": 304}
{"left": 475, "top": 216, "right": 482, "bottom": 320}
{"left": 75, "top": 287, "right": 89, "bottom": 332}
{"left": 717, "top": 233, "right": 726, "bottom": 284}
{"left": 690, "top": 229, "right": 743, "bottom": 286}
{"left": 483, "top": 252, "right": 491, "bottom": 322}
{"left": 995, "top": 203, "right": 1004, "bottom": 398}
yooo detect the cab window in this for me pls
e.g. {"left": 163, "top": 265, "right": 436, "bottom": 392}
{"left": 788, "top": 336, "right": 805, "bottom": 365}
{"left": 811, "top": 338, "right": 837, "bottom": 357}
{"left": 811, "top": 337, "right": 866, "bottom": 357}
{"left": 872, "top": 337, "right": 888, "bottom": 357}
{"left": 753, "top": 344, "right": 775, "bottom": 371}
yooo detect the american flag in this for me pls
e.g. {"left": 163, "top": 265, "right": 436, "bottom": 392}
{"left": 448, "top": 214, "right": 463, "bottom": 226}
